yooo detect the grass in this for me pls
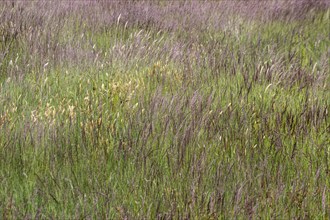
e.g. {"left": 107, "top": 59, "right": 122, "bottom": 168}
{"left": 0, "top": 1, "right": 329, "bottom": 219}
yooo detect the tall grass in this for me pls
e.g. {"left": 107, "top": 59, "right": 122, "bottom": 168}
{"left": 0, "top": 1, "right": 329, "bottom": 219}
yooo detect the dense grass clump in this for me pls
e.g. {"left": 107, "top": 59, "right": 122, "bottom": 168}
{"left": 0, "top": 1, "right": 329, "bottom": 219}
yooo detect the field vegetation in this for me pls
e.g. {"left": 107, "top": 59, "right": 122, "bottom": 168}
{"left": 0, "top": 0, "right": 329, "bottom": 219}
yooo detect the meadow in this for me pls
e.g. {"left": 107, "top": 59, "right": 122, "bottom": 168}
{"left": 0, "top": 1, "right": 329, "bottom": 219}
